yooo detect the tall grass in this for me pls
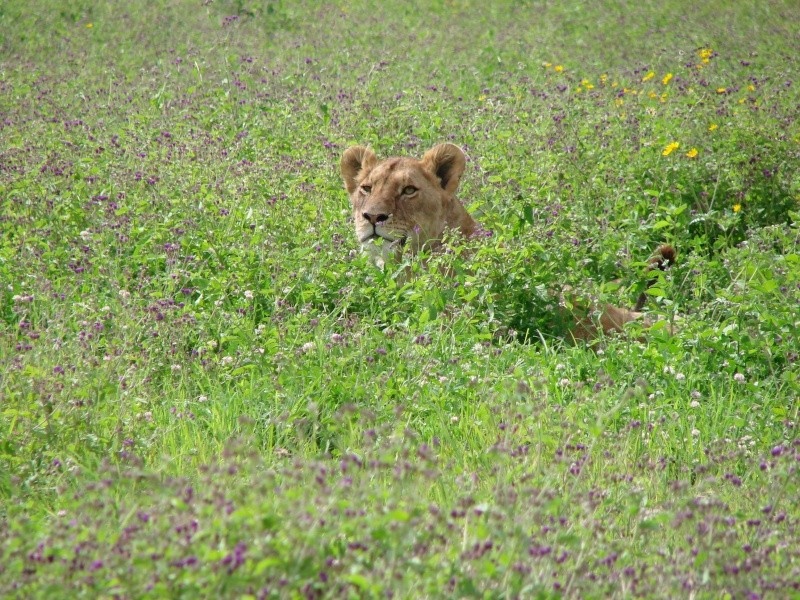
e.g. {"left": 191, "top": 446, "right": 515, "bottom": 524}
{"left": 1, "top": 0, "right": 798, "bottom": 597}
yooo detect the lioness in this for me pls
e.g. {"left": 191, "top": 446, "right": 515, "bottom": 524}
{"left": 340, "top": 143, "right": 674, "bottom": 341}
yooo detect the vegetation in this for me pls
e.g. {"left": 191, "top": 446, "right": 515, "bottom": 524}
{"left": 1, "top": 0, "right": 798, "bottom": 597}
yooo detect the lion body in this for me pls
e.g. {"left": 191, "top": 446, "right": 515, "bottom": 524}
{"left": 340, "top": 143, "right": 673, "bottom": 341}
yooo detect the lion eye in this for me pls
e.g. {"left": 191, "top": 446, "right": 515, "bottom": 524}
{"left": 402, "top": 186, "right": 418, "bottom": 196}
{"left": 360, "top": 185, "right": 372, "bottom": 195}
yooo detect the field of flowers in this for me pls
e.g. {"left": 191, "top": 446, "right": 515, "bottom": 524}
{"left": 1, "top": 0, "right": 799, "bottom": 597}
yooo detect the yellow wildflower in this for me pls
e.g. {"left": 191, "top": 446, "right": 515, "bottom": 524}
{"left": 708, "top": 123, "right": 718, "bottom": 131}
{"left": 554, "top": 65, "right": 564, "bottom": 73}
{"left": 478, "top": 95, "right": 486, "bottom": 102}
{"left": 662, "top": 142, "right": 680, "bottom": 156}
{"left": 86, "top": 23, "right": 93, "bottom": 28}
{"left": 543, "top": 62, "right": 552, "bottom": 68}
{"left": 748, "top": 84, "right": 756, "bottom": 92}
{"left": 733, "top": 204, "right": 741, "bottom": 213}
{"left": 648, "top": 91, "right": 658, "bottom": 99}
{"left": 662, "top": 73, "right": 673, "bottom": 85}
{"left": 686, "top": 148, "right": 698, "bottom": 158}
{"left": 698, "top": 48, "right": 713, "bottom": 59}
{"left": 600, "top": 74, "right": 608, "bottom": 83}
{"left": 660, "top": 93, "right": 668, "bottom": 103}
{"left": 615, "top": 98, "right": 624, "bottom": 107}
{"left": 716, "top": 87, "right": 727, "bottom": 94}
{"left": 642, "top": 71, "right": 655, "bottom": 82}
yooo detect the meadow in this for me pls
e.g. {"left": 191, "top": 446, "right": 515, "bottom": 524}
{"left": 1, "top": 0, "right": 799, "bottom": 597}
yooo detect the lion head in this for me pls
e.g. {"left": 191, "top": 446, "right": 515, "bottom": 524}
{"left": 340, "top": 143, "right": 477, "bottom": 264}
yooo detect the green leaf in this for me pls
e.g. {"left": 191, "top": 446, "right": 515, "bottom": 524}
{"left": 254, "top": 558, "right": 280, "bottom": 575}
{"left": 522, "top": 204, "right": 534, "bottom": 225}
{"left": 370, "top": 526, "right": 388, "bottom": 541}
{"left": 345, "top": 574, "right": 370, "bottom": 590}
{"left": 755, "top": 279, "right": 778, "bottom": 293}
{"left": 387, "top": 509, "right": 410, "bottom": 522}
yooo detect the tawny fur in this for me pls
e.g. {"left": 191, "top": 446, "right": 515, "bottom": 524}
{"left": 341, "top": 143, "right": 477, "bottom": 259}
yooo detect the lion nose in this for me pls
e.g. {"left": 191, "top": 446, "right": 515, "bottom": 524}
{"left": 363, "top": 212, "right": 390, "bottom": 225}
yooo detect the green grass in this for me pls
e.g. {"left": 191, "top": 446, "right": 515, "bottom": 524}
{"left": 1, "top": 0, "right": 799, "bottom": 597}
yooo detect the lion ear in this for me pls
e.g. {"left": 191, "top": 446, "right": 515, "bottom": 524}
{"left": 341, "top": 146, "right": 377, "bottom": 195}
{"left": 421, "top": 143, "right": 466, "bottom": 195}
